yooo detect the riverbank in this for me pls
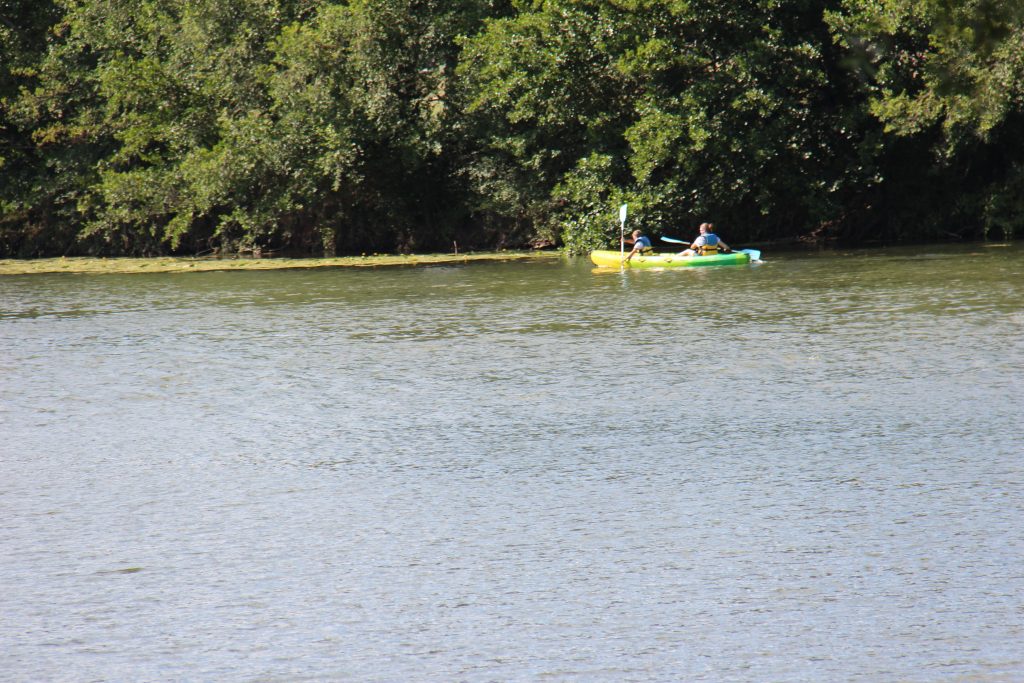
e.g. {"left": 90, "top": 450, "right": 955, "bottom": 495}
{"left": 0, "top": 250, "right": 561, "bottom": 275}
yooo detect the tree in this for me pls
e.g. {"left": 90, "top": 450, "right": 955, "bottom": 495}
{"left": 0, "top": 0, "right": 67, "bottom": 255}
{"left": 458, "top": 1, "right": 634, "bottom": 251}
{"left": 461, "top": 0, "right": 877, "bottom": 251}
{"left": 4, "top": 0, "right": 511, "bottom": 256}
{"left": 266, "top": 0, "right": 514, "bottom": 254}
{"left": 828, "top": 0, "right": 1024, "bottom": 239}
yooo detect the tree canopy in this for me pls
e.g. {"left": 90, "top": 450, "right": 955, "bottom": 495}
{"left": 1, "top": 0, "right": 1021, "bottom": 257}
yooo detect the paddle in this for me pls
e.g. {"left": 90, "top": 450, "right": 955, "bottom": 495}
{"left": 619, "top": 203, "right": 628, "bottom": 264}
{"left": 660, "top": 236, "right": 761, "bottom": 261}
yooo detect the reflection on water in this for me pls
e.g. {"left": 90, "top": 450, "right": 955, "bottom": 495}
{"left": 1, "top": 244, "right": 1022, "bottom": 681}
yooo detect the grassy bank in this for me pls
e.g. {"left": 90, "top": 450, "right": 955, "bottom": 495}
{"left": 0, "top": 250, "right": 562, "bottom": 276}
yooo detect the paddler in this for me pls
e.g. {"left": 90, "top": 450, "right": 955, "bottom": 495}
{"left": 678, "top": 222, "right": 731, "bottom": 257}
{"left": 625, "top": 229, "right": 653, "bottom": 262}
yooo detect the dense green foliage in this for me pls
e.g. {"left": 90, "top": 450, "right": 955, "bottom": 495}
{"left": 1, "top": 0, "right": 1021, "bottom": 256}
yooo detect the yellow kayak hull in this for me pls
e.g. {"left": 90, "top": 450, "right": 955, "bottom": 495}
{"left": 590, "top": 250, "right": 752, "bottom": 268}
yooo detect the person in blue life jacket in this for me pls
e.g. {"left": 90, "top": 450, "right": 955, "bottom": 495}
{"left": 679, "top": 222, "right": 731, "bottom": 257}
{"left": 625, "top": 230, "right": 653, "bottom": 262}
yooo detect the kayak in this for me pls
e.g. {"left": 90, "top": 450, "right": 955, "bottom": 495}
{"left": 590, "top": 250, "right": 752, "bottom": 269}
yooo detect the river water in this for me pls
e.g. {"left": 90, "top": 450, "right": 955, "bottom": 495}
{"left": 1, "top": 243, "right": 1022, "bottom": 681}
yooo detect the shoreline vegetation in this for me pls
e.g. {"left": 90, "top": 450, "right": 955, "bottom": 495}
{"left": 0, "top": 250, "right": 562, "bottom": 276}
{"left": 3, "top": 2, "right": 1022, "bottom": 259}
{"left": 2, "top": 240, "right": 1015, "bottom": 276}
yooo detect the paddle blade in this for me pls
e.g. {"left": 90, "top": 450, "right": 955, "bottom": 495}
{"left": 740, "top": 248, "right": 761, "bottom": 261}
{"left": 660, "top": 236, "right": 686, "bottom": 244}
{"left": 619, "top": 204, "right": 628, "bottom": 225}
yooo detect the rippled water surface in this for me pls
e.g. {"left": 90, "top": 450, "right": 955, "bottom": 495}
{"left": 2, "top": 244, "right": 1022, "bottom": 681}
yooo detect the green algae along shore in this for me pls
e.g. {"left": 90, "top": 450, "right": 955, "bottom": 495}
{"left": 0, "top": 250, "right": 561, "bottom": 276}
